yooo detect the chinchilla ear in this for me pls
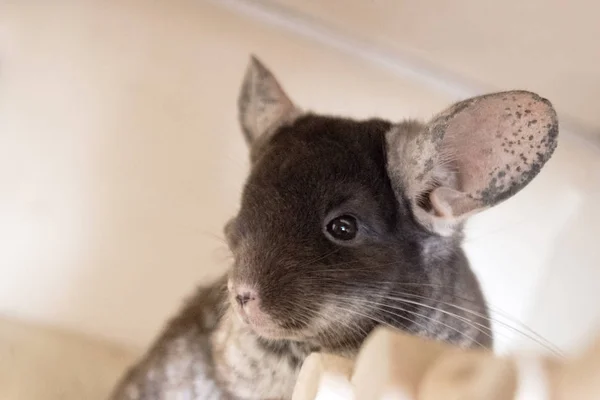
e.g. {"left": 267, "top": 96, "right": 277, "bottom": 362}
{"left": 385, "top": 91, "right": 559, "bottom": 235}
{"left": 237, "top": 56, "right": 301, "bottom": 147}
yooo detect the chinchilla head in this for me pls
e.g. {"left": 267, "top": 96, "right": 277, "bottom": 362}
{"left": 222, "top": 56, "right": 558, "bottom": 351}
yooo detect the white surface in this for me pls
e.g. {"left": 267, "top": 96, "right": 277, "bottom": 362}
{"left": 465, "top": 134, "right": 600, "bottom": 353}
{"left": 0, "top": 0, "right": 599, "bottom": 359}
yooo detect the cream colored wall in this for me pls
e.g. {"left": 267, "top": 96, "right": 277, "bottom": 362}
{"left": 267, "top": 0, "right": 600, "bottom": 138}
{"left": 0, "top": 0, "right": 598, "bottom": 355}
{"left": 0, "top": 0, "right": 452, "bottom": 349}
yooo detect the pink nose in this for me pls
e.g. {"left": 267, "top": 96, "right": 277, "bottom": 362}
{"left": 234, "top": 286, "right": 258, "bottom": 308}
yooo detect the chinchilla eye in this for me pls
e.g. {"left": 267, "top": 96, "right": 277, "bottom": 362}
{"left": 326, "top": 215, "right": 358, "bottom": 241}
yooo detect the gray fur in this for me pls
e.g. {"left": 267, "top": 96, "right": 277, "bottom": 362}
{"left": 109, "top": 57, "right": 558, "bottom": 400}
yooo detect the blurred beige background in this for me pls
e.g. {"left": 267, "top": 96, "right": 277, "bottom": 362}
{"left": 266, "top": 0, "right": 600, "bottom": 138}
{"left": 0, "top": 0, "right": 599, "bottom": 398}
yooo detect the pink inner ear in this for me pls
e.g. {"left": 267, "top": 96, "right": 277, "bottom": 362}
{"left": 430, "top": 187, "right": 479, "bottom": 218}
{"left": 436, "top": 91, "right": 557, "bottom": 212}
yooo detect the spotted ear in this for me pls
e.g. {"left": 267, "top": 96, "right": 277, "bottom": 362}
{"left": 385, "top": 91, "right": 559, "bottom": 235}
{"left": 238, "top": 56, "right": 300, "bottom": 146}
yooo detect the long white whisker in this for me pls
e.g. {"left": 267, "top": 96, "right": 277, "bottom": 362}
{"left": 326, "top": 294, "right": 487, "bottom": 349}
{"left": 311, "top": 279, "right": 561, "bottom": 356}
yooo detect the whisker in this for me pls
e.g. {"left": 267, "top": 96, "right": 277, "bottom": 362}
{"left": 282, "top": 301, "right": 358, "bottom": 351}
{"left": 384, "top": 291, "right": 563, "bottom": 357}
{"left": 324, "top": 302, "right": 412, "bottom": 335}
{"left": 305, "top": 278, "right": 561, "bottom": 356}
{"left": 367, "top": 285, "right": 560, "bottom": 356}
{"left": 322, "top": 287, "right": 561, "bottom": 357}
{"left": 293, "top": 248, "right": 341, "bottom": 270}
{"left": 325, "top": 294, "right": 488, "bottom": 350}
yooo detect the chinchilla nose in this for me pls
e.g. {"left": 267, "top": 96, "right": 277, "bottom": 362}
{"left": 235, "top": 285, "right": 257, "bottom": 307}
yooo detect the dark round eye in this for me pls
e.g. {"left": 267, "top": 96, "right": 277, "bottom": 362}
{"left": 326, "top": 215, "right": 358, "bottom": 241}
